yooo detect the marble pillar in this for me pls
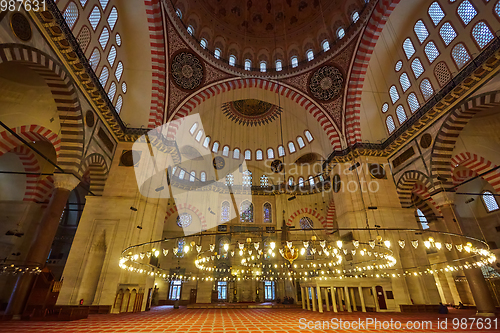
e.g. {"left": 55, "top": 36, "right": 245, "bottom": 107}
{"left": 331, "top": 286, "right": 338, "bottom": 312}
{"left": 317, "top": 286, "right": 323, "bottom": 313}
{"left": 324, "top": 287, "right": 330, "bottom": 311}
{"left": 301, "top": 287, "right": 306, "bottom": 309}
{"left": 358, "top": 286, "right": 366, "bottom": 312}
{"left": 344, "top": 286, "right": 352, "bottom": 312}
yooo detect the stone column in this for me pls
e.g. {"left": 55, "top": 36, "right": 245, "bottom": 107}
{"left": 331, "top": 286, "right": 338, "bottom": 312}
{"left": 372, "top": 286, "right": 380, "bottom": 312}
{"left": 350, "top": 287, "right": 357, "bottom": 311}
{"left": 5, "top": 174, "right": 80, "bottom": 316}
{"left": 344, "top": 286, "right": 352, "bottom": 312}
{"left": 358, "top": 286, "right": 366, "bottom": 312}
{"left": 316, "top": 286, "right": 323, "bottom": 313}
{"left": 338, "top": 287, "right": 343, "bottom": 311}
{"left": 311, "top": 287, "right": 317, "bottom": 312}
{"left": 301, "top": 287, "right": 306, "bottom": 309}
{"left": 324, "top": 287, "right": 330, "bottom": 311}
{"left": 433, "top": 193, "right": 497, "bottom": 316}
{"left": 306, "top": 287, "right": 311, "bottom": 311}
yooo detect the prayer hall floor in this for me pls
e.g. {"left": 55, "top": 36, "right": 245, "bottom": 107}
{"left": 1, "top": 306, "right": 499, "bottom": 332}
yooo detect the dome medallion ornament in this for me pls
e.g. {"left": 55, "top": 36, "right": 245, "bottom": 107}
{"left": 309, "top": 66, "right": 344, "bottom": 101}
{"left": 171, "top": 52, "right": 203, "bottom": 90}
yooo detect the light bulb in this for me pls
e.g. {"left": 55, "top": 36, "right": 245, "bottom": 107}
{"left": 384, "top": 240, "right": 391, "bottom": 248}
{"left": 300, "top": 248, "right": 306, "bottom": 255}
{"left": 270, "top": 242, "right": 276, "bottom": 250}
{"left": 184, "top": 245, "right": 190, "bottom": 253}
{"left": 154, "top": 250, "right": 160, "bottom": 257}
{"left": 424, "top": 241, "right": 431, "bottom": 248}
{"left": 435, "top": 242, "right": 442, "bottom": 250}
{"left": 336, "top": 240, "right": 343, "bottom": 248}
{"left": 224, "top": 243, "right": 229, "bottom": 252}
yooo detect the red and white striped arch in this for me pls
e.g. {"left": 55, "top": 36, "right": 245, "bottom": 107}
{"left": 145, "top": 0, "right": 167, "bottom": 128}
{"left": 287, "top": 207, "right": 327, "bottom": 229}
{"left": 453, "top": 168, "right": 477, "bottom": 186}
{"left": 165, "top": 203, "right": 208, "bottom": 231}
{"left": 10, "top": 146, "right": 41, "bottom": 202}
{"left": 325, "top": 199, "right": 336, "bottom": 232}
{"left": 0, "top": 125, "right": 61, "bottom": 159}
{"left": 345, "top": 0, "right": 401, "bottom": 145}
{"left": 166, "top": 78, "right": 342, "bottom": 149}
{"left": 451, "top": 152, "right": 500, "bottom": 193}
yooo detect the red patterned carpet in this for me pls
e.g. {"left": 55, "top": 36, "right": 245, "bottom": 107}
{"left": 1, "top": 306, "right": 499, "bottom": 332}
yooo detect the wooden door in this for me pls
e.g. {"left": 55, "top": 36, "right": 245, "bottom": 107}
{"left": 190, "top": 289, "right": 197, "bottom": 304}
{"left": 375, "top": 286, "right": 387, "bottom": 310}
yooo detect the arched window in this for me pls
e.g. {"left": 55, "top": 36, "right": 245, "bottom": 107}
{"left": 386, "top": 115, "right": 396, "bottom": 134}
{"left": 322, "top": 40, "right": 330, "bottom": 52}
{"left": 482, "top": 191, "right": 499, "bottom": 212}
{"left": 451, "top": 43, "right": 471, "bottom": 69}
{"left": 381, "top": 103, "right": 389, "bottom": 113}
{"left": 200, "top": 171, "right": 206, "bottom": 182}
{"left": 411, "top": 58, "right": 424, "bottom": 79}
{"left": 389, "top": 85, "right": 399, "bottom": 104}
{"left": 244, "top": 149, "right": 251, "bottom": 160}
{"left": 244, "top": 59, "right": 251, "bottom": 71}
{"left": 420, "top": 78, "right": 434, "bottom": 101}
{"left": 80, "top": 0, "right": 88, "bottom": 8}
{"left": 222, "top": 145, "right": 230, "bottom": 157}
{"left": 399, "top": 73, "right": 411, "bottom": 92}
{"left": 414, "top": 20, "right": 429, "bottom": 44}
{"left": 256, "top": 149, "right": 263, "bottom": 160}
{"left": 267, "top": 148, "right": 275, "bottom": 159}
{"left": 107, "top": 6, "right": 118, "bottom": 30}
{"left": 424, "top": 41, "right": 439, "bottom": 64}
{"left": 395, "top": 60, "right": 403, "bottom": 72}
{"left": 233, "top": 148, "right": 240, "bottom": 159}
{"left": 229, "top": 55, "right": 236, "bottom": 66}
{"left": 298, "top": 177, "right": 305, "bottom": 187}
{"left": 225, "top": 174, "right": 234, "bottom": 186}
{"left": 351, "top": 11, "right": 359, "bottom": 23}
{"left": 200, "top": 38, "right": 207, "bottom": 49}
{"left": 221, "top": 201, "right": 230, "bottom": 222}
{"left": 202, "top": 136, "right": 210, "bottom": 148}
{"left": 439, "top": 22, "right": 457, "bottom": 46}
{"left": 99, "top": 27, "right": 110, "bottom": 49}
{"left": 177, "top": 213, "right": 193, "bottom": 228}
{"left": 89, "top": 48, "right": 100, "bottom": 71}
{"left": 115, "top": 95, "right": 123, "bottom": 114}
{"left": 288, "top": 177, "right": 294, "bottom": 186}
{"left": 496, "top": 1, "right": 500, "bottom": 18}
{"left": 396, "top": 105, "right": 407, "bottom": 124}
{"left": 240, "top": 200, "right": 254, "bottom": 223}
{"left": 304, "top": 130, "right": 314, "bottom": 142}
{"left": 275, "top": 60, "right": 282, "bottom": 71}
{"left": 472, "top": 22, "right": 494, "bottom": 49}
{"left": 297, "top": 136, "right": 305, "bottom": 149}
{"left": 115, "top": 61, "right": 123, "bottom": 80}
{"left": 308, "top": 176, "right": 315, "bottom": 187}
{"left": 407, "top": 93, "right": 420, "bottom": 113}
{"left": 77, "top": 26, "right": 91, "bottom": 52}
{"left": 457, "top": 0, "right": 477, "bottom": 26}
{"left": 260, "top": 61, "right": 267, "bottom": 72}
{"left": 108, "top": 45, "right": 117, "bottom": 66}
{"left": 176, "top": 239, "right": 185, "bottom": 257}
{"left": 337, "top": 27, "right": 345, "bottom": 39}
{"left": 108, "top": 82, "right": 116, "bottom": 102}
{"left": 428, "top": 2, "right": 445, "bottom": 26}
{"left": 179, "top": 169, "right": 186, "bottom": 179}
{"left": 288, "top": 142, "right": 296, "bottom": 154}
{"left": 189, "top": 123, "right": 198, "bottom": 135}
{"left": 416, "top": 209, "right": 429, "bottom": 229}
{"left": 121, "top": 82, "right": 127, "bottom": 93}
{"left": 299, "top": 217, "right": 313, "bottom": 229}
{"left": 291, "top": 56, "right": 298, "bottom": 68}
{"left": 435, "top": 61, "right": 452, "bottom": 87}
{"left": 116, "top": 33, "right": 122, "bottom": 46}
{"left": 175, "top": 8, "right": 182, "bottom": 18}
{"left": 187, "top": 25, "right": 194, "bottom": 35}
{"left": 214, "top": 48, "right": 221, "bottom": 59}
{"left": 403, "top": 38, "right": 415, "bottom": 59}
{"left": 89, "top": 6, "right": 101, "bottom": 31}
{"left": 278, "top": 145, "right": 285, "bottom": 157}
{"left": 99, "top": 66, "right": 109, "bottom": 87}
{"left": 189, "top": 171, "right": 196, "bottom": 182}
{"left": 242, "top": 170, "right": 252, "bottom": 187}
{"left": 306, "top": 50, "right": 314, "bottom": 61}
{"left": 63, "top": 2, "right": 79, "bottom": 30}
{"left": 212, "top": 141, "right": 219, "bottom": 153}
{"left": 195, "top": 130, "right": 203, "bottom": 142}
{"left": 260, "top": 175, "right": 269, "bottom": 186}
{"left": 263, "top": 202, "right": 272, "bottom": 223}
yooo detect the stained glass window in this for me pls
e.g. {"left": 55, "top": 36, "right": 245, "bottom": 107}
{"left": 424, "top": 41, "right": 440, "bottom": 64}
{"left": 201, "top": 171, "right": 206, "bottom": 182}
{"left": 229, "top": 55, "right": 236, "bottom": 66}
{"left": 212, "top": 141, "right": 219, "bottom": 153}
{"left": 89, "top": 6, "right": 101, "bottom": 31}
{"left": 115, "top": 61, "right": 123, "bottom": 81}
{"left": 260, "top": 61, "right": 267, "bottom": 72}
{"left": 278, "top": 145, "right": 285, "bottom": 157}
{"left": 263, "top": 202, "right": 272, "bottom": 223}
{"left": 203, "top": 136, "right": 210, "bottom": 148}
{"left": 260, "top": 175, "right": 269, "bottom": 186}
{"left": 108, "top": 45, "right": 117, "bottom": 66}
{"left": 298, "top": 177, "right": 304, "bottom": 187}
{"left": 256, "top": 149, "right": 263, "bottom": 160}
{"left": 399, "top": 73, "right": 411, "bottom": 92}
{"left": 322, "top": 40, "right": 330, "bottom": 52}
{"left": 414, "top": 20, "right": 429, "bottom": 44}
{"left": 108, "top": 81, "right": 116, "bottom": 101}
{"left": 195, "top": 130, "right": 203, "bottom": 142}
{"left": 439, "top": 22, "right": 457, "bottom": 46}
{"left": 240, "top": 200, "right": 254, "bottom": 223}
{"left": 176, "top": 239, "right": 185, "bottom": 257}
{"left": 307, "top": 50, "right": 314, "bottom": 61}
{"left": 245, "top": 59, "right": 251, "bottom": 71}
{"left": 177, "top": 213, "right": 192, "bottom": 228}
{"left": 233, "top": 148, "right": 240, "bottom": 159}
{"left": 411, "top": 58, "right": 424, "bottom": 79}
{"left": 99, "top": 66, "right": 109, "bottom": 87}
{"left": 221, "top": 201, "right": 230, "bottom": 222}
{"left": 457, "top": 0, "right": 477, "bottom": 26}
{"left": 222, "top": 145, "right": 230, "bottom": 157}
{"left": 389, "top": 85, "right": 399, "bottom": 104}
{"left": 63, "top": 2, "right": 79, "bottom": 30}
{"left": 288, "top": 177, "right": 294, "bottom": 186}
{"left": 189, "top": 123, "right": 198, "bottom": 135}
{"left": 291, "top": 56, "right": 298, "bottom": 68}
{"left": 407, "top": 93, "right": 420, "bottom": 113}
{"left": 267, "top": 148, "right": 275, "bottom": 159}
{"left": 225, "top": 174, "right": 234, "bottom": 186}
{"left": 452, "top": 43, "right": 471, "bottom": 69}
{"left": 187, "top": 25, "right": 194, "bottom": 35}
{"left": 417, "top": 209, "right": 429, "bottom": 229}
{"left": 189, "top": 171, "right": 195, "bottom": 182}
{"left": 420, "top": 78, "right": 434, "bottom": 101}
{"left": 244, "top": 149, "right": 251, "bottom": 160}
{"left": 482, "top": 191, "right": 499, "bottom": 212}
{"left": 381, "top": 103, "right": 389, "bottom": 113}
{"left": 395, "top": 60, "right": 403, "bottom": 72}
{"left": 428, "top": 2, "right": 445, "bottom": 26}
{"left": 472, "top": 22, "right": 494, "bottom": 49}
{"left": 337, "top": 27, "right": 345, "bottom": 39}
{"left": 396, "top": 105, "right": 407, "bottom": 124}
{"left": 305, "top": 131, "right": 314, "bottom": 142}
{"left": 214, "top": 48, "right": 221, "bottom": 59}
{"left": 99, "top": 27, "right": 109, "bottom": 49}
{"left": 297, "top": 136, "right": 305, "bottom": 148}
{"left": 275, "top": 60, "right": 282, "bottom": 71}
{"left": 403, "top": 38, "right": 415, "bottom": 59}
{"left": 288, "top": 142, "right": 296, "bottom": 153}
{"left": 115, "top": 95, "right": 123, "bottom": 114}
{"left": 300, "top": 217, "right": 313, "bottom": 229}
{"left": 352, "top": 11, "right": 359, "bottom": 23}
{"left": 386, "top": 115, "right": 396, "bottom": 134}
{"left": 200, "top": 38, "right": 207, "bottom": 49}
{"left": 242, "top": 170, "right": 252, "bottom": 187}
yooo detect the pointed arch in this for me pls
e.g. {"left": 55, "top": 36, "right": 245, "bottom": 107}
{"left": 165, "top": 203, "right": 208, "bottom": 231}
{"left": 79, "top": 153, "right": 109, "bottom": 196}
{"left": 451, "top": 152, "right": 500, "bottom": 193}
{"left": 287, "top": 208, "right": 326, "bottom": 228}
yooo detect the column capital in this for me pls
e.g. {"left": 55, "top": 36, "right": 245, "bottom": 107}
{"left": 53, "top": 173, "right": 80, "bottom": 192}
{"left": 431, "top": 192, "right": 455, "bottom": 208}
